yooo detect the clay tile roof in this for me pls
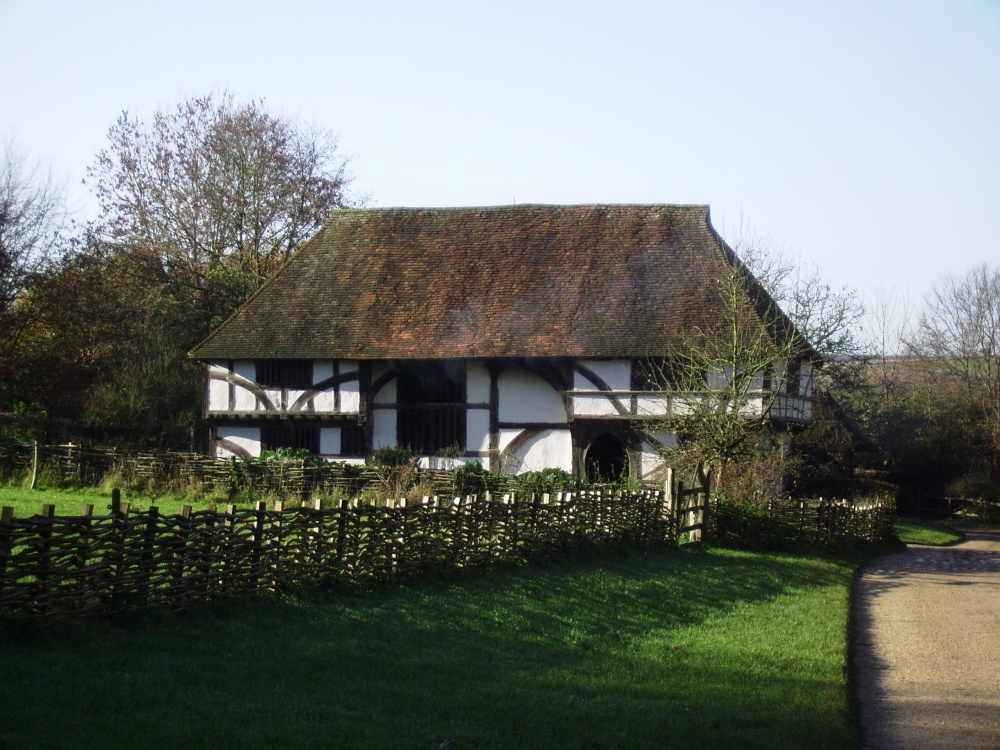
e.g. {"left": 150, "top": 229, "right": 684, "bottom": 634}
{"left": 189, "top": 204, "right": 807, "bottom": 361}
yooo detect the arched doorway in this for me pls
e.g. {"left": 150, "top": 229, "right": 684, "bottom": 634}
{"left": 585, "top": 433, "right": 629, "bottom": 482}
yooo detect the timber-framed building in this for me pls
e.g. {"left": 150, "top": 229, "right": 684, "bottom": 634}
{"left": 189, "top": 204, "right": 815, "bottom": 480}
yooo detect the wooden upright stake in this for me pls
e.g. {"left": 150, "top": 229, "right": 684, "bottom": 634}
{"left": 30, "top": 441, "right": 39, "bottom": 490}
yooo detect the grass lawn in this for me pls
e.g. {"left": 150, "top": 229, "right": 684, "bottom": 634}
{"left": 0, "top": 484, "right": 229, "bottom": 518}
{"left": 0, "top": 544, "right": 865, "bottom": 750}
{"left": 893, "top": 517, "right": 964, "bottom": 546}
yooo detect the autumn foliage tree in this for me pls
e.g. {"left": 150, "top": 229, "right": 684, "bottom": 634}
{"left": 57, "top": 93, "right": 365, "bottom": 446}
{"left": 88, "top": 92, "right": 361, "bottom": 341}
{"left": 0, "top": 94, "right": 364, "bottom": 446}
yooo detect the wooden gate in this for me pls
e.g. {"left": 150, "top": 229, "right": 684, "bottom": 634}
{"left": 664, "top": 467, "right": 712, "bottom": 544}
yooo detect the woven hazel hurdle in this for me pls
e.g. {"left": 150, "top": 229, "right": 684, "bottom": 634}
{"left": 0, "top": 487, "right": 676, "bottom": 619}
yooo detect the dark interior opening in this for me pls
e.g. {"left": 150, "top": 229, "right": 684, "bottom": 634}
{"left": 585, "top": 433, "right": 629, "bottom": 482}
{"left": 395, "top": 360, "right": 466, "bottom": 454}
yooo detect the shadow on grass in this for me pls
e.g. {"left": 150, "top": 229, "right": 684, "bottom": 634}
{"left": 1, "top": 546, "right": 856, "bottom": 750}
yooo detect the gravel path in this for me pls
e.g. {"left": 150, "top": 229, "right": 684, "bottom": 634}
{"left": 854, "top": 529, "right": 1000, "bottom": 749}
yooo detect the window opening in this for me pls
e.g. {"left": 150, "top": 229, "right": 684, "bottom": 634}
{"left": 395, "top": 361, "right": 466, "bottom": 454}
{"left": 261, "top": 424, "right": 319, "bottom": 454}
{"left": 257, "top": 360, "right": 313, "bottom": 389}
{"left": 340, "top": 424, "right": 366, "bottom": 457}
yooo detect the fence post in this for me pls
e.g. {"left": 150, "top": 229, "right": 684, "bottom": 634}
{"left": 139, "top": 506, "right": 159, "bottom": 607}
{"left": 269, "top": 500, "right": 284, "bottom": 593}
{"left": 0, "top": 507, "right": 13, "bottom": 607}
{"left": 73, "top": 503, "right": 94, "bottom": 613}
{"left": 219, "top": 504, "right": 236, "bottom": 595}
{"left": 197, "top": 504, "right": 217, "bottom": 601}
{"left": 250, "top": 501, "right": 267, "bottom": 595}
{"left": 106, "top": 490, "right": 129, "bottom": 612}
{"left": 677, "top": 480, "right": 687, "bottom": 541}
{"left": 702, "top": 469, "right": 712, "bottom": 541}
{"left": 169, "top": 505, "right": 193, "bottom": 610}
{"left": 29, "top": 441, "right": 40, "bottom": 490}
{"left": 336, "top": 498, "right": 349, "bottom": 580}
{"left": 35, "top": 504, "right": 55, "bottom": 615}
{"left": 663, "top": 467, "right": 675, "bottom": 539}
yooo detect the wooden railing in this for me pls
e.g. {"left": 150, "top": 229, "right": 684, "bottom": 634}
{"left": 568, "top": 390, "right": 812, "bottom": 423}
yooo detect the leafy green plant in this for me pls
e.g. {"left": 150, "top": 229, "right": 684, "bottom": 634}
{"left": 514, "top": 468, "right": 578, "bottom": 496}
{"left": 367, "top": 445, "right": 416, "bottom": 468}
{"left": 259, "top": 446, "right": 323, "bottom": 464}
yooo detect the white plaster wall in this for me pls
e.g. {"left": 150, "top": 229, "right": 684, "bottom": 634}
{"left": 262, "top": 387, "right": 281, "bottom": 411}
{"left": 773, "top": 396, "right": 812, "bottom": 421}
{"left": 635, "top": 394, "right": 670, "bottom": 417}
{"left": 372, "top": 409, "right": 396, "bottom": 450}
{"left": 312, "top": 391, "right": 336, "bottom": 412}
{"left": 207, "top": 362, "right": 229, "bottom": 412}
{"left": 320, "top": 427, "right": 341, "bottom": 455}
{"left": 801, "top": 363, "right": 814, "bottom": 397}
{"left": 467, "top": 361, "right": 490, "bottom": 403}
{"left": 499, "top": 429, "right": 572, "bottom": 474}
{"left": 372, "top": 364, "right": 396, "bottom": 404}
{"left": 339, "top": 383, "right": 360, "bottom": 414}
{"left": 466, "top": 409, "right": 490, "bottom": 453}
{"left": 498, "top": 368, "right": 566, "bottom": 423}
{"left": 234, "top": 360, "right": 257, "bottom": 411}
{"left": 216, "top": 426, "right": 261, "bottom": 459}
{"left": 574, "top": 360, "right": 631, "bottom": 391}
{"left": 311, "top": 361, "right": 336, "bottom": 411}
{"left": 312, "top": 361, "right": 362, "bottom": 413}
{"left": 640, "top": 431, "right": 677, "bottom": 481}
{"left": 571, "top": 393, "right": 621, "bottom": 417}
{"left": 419, "top": 456, "right": 482, "bottom": 471}
{"left": 340, "top": 361, "right": 361, "bottom": 413}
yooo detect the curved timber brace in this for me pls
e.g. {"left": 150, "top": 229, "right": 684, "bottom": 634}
{"left": 571, "top": 363, "right": 631, "bottom": 416}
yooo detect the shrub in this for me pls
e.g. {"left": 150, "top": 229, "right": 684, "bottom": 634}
{"left": 710, "top": 497, "right": 790, "bottom": 551}
{"left": 367, "top": 445, "right": 416, "bottom": 468}
{"left": 259, "top": 447, "right": 324, "bottom": 466}
{"left": 514, "top": 468, "right": 578, "bottom": 496}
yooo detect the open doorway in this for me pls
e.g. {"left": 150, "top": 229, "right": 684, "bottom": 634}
{"left": 585, "top": 433, "right": 629, "bottom": 483}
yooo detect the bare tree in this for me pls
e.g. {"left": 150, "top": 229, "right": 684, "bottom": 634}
{"left": 0, "top": 143, "right": 68, "bottom": 358}
{"left": 911, "top": 264, "right": 1000, "bottom": 451}
{"left": 643, "top": 253, "right": 815, "bottom": 494}
{"left": 730, "top": 221, "right": 864, "bottom": 360}
{"left": 863, "top": 287, "right": 914, "bottom": 406}
{"left": 87, "top": 92, "right": 363, "bottom": 334}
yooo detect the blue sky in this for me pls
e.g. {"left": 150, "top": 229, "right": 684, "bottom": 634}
{"left": 1, "top": 0, "right": 998, "bottom": 314}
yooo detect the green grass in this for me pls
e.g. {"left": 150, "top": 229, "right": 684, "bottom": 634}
{"left": 0, "top": 545, "right": 864, "bottom": 750}
{"left": 893, "top": 516, "right": 964, "bottom": 546}
{"left": 0, "top": 484, "right": 232, "bottom": 518}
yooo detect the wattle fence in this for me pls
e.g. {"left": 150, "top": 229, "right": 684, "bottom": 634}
{"left": 0, "top": 443, "right": 895, "bottom": 620}
{"left": 1, "top": 488, "right": 677, "bottom": 619}
{"left": 0, "top": 442, "right": 512, "bottom": 498}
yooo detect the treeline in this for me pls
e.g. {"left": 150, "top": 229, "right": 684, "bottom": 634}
{"left": 2, "top": 92, "right": 999, "bottom": 506}
{"left": 798, "top": 271, "right": 1000, "bottom": 510}
{"left": 1, "top": 92, "right": 362, "bottom": 449}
